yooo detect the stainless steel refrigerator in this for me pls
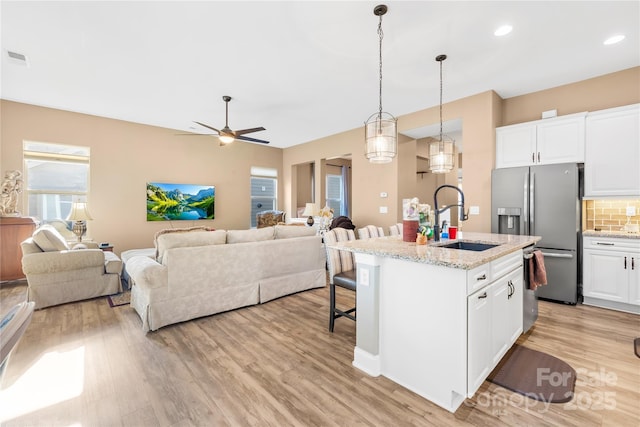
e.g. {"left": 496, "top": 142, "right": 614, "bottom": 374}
{"left": 491, "top": 163, "right": 581, "bottom": 305}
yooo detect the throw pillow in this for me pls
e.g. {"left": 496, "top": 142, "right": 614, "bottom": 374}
{"left": 32, "top": 224, "right": 70, "bottom": 252}
{"left": 156, "top": 229, "right": 226, "bottom": 264}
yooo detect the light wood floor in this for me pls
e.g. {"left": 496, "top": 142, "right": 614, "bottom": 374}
{"left": 1, "top": 280, "right": 639, "bottom": 426}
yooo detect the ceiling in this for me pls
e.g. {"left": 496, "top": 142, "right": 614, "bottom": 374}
{"left": 1, "top": 1, "right": 638, "bottom": 149}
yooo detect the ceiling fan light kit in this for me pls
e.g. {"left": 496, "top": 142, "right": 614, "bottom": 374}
{"left": 194, "top": 96, "right": 269, "bottom": 146}
{"left": 364, "top": 4, "right": 398, "bottom": 165}
{"left": 428, "top": 54, "right": 455, "bottom": 174}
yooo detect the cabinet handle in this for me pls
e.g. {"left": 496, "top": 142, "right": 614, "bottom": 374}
{"left": 532, "top": 152, "right": 535, "bottom": 162}
{"left": 478, "top": 292, "right": 487, "bottom": 299}
{"left": 477, "top": 274, "right": 487, "bottom": 281}
{"left": 624, "top": 256, "right": 627, "bottom": 269}
{"left": 632, "top": 257, "right": 635, "bottom": 270}
{"left": 596, "top": 242, "right": 615, "bottom": 246}
{"left": 537, "top": 152, "right": 541, "bottom": 163}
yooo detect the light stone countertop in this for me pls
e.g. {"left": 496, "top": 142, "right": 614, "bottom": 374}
{"left": 582, "top": 230, "right": 640, "bottom": 240}
{"left": 328, "top": 232, "right": 541, "bottom": 270}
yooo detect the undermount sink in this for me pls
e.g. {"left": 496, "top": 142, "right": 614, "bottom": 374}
{"left": 437, "top": 241, "right": 499, "bottom": 252}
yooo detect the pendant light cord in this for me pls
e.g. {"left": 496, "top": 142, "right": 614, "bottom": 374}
{"left": 378, "top": 15, "right": 384, "bottom": 119}
{"left": 439, "top": 58, "right": 443, "bottom": 147}
{"left": 435, "top": 54, "right": 447, "bottom": 149}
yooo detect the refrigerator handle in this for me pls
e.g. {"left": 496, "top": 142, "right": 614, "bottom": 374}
{"left": 541, "top": 252, "right": 574, "bottom": 259}
{"left": 523, "top": 172, "right": 529, "bottom": 235}
{"left": 530, "top": 172, "right": 535, "bottom": 235}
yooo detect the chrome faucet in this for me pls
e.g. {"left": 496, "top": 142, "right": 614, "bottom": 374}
{"left": 433, "top": 184, "right": 469, "bottom": 242}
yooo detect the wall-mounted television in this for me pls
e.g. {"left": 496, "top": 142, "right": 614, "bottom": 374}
{"left": 147, "top": 182, "right": 215, "bottom": 221}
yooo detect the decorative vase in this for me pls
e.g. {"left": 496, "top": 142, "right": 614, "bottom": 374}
{"left": 403, "top": 219, "right": 419, "bottom": 242}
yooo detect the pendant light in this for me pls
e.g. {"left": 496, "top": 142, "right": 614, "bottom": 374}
{"left": 428, "top": 54, "right": 455, "bottom": 173}
{"left": 364, "top": 4, "right": 397, "bottom": 164}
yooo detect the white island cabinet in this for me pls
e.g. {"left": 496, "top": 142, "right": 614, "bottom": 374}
{"left": 329, "top": 232, "right": 539, "bottom": 413}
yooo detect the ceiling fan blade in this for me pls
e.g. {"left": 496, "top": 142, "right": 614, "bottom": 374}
{"left": 237, "top": 135, "right": 270, "bottom": 144}
{"left": 234, "top": 127, "right": 266, "bottom": 136}
{"left": 193, "top": 121, "right": 221, "bottom": 134}
{"left": 175, "top": 133, "right": 216, "bottom": 136}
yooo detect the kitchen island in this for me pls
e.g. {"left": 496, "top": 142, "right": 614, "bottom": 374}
{"left": 328, "top": 232, "right": 540, "bottom": 413}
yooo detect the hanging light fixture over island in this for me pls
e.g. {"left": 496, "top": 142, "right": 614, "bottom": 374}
{"left": 429, "top": 54, "right": 455, "bottom": 173}
{"left": 364, "top": 4, "right": 397, "bottom": 164}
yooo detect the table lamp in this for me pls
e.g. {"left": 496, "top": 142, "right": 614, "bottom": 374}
{"left": 66, "top": 201, "right": 93, "bottom": 242}
{"left": 302, "top": 203, "right": 317, "bottom": 226}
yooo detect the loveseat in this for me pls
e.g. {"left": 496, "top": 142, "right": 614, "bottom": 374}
{"left": 126, "top": 225, "right": 326, "bottom": 331}
{"left": 21, "top": 225, "right": 122, "bottom": 309}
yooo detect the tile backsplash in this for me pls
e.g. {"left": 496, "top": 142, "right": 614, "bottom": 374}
{"left": 584, "top": 199, "right": 640, "bottom": 231}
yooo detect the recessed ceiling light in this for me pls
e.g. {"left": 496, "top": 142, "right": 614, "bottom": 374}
{"left": 494, "top": 25, "right": 513, "bottom": 37}
{"left": 604, "top": 34, "right": 625, "bottom": 45}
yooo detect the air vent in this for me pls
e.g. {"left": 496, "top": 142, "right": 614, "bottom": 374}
{"left": 7, "top": 50, "right": 29, "bottom": 66}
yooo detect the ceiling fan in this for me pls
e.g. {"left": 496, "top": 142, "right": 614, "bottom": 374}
{"left": 193, "top": 96, "right": 269, "bottom": 145}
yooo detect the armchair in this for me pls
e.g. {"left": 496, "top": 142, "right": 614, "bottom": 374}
{"left": 20, "top": 225, "right": 122, "bottom": 309}
{"left": 256, "top": 210, "right": 285, "bottom": 228}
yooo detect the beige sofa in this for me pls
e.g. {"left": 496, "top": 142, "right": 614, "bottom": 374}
{"left": 126, "top": 225, "right": 326, "bottom": 332}
{"left": 21, "top": 225, "right": 122, "bottom": 309}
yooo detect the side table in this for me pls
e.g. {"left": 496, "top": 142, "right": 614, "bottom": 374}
{"left": 0, "top": 217, "right": 37, "bottom": 282}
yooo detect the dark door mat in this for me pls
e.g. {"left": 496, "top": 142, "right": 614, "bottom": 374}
{"left": 487, "top": 344, "right": 576, "bottom": 403}
{"left": 635, "top": 338, "right": 640, "bottom": 358}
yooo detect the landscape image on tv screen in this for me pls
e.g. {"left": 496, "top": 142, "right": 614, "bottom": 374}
{"left": 147, "top": 182, "right": 215, "bottom": 221}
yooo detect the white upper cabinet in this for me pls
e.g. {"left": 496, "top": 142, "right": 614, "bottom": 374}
{"left": 584, "top": 104, "right": 640, "bottom": 198}
{"left": 496, "top": 113, "right": 586, "bottom": 169}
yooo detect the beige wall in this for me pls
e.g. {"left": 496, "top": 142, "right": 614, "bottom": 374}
{"left": 282, "top": 91, "right": 500, "bottom": 233}
{"left": 0, "top": 101, "right": 283, "bottom": 254}
{"left": 283, "top": 67, "right": 639, "bottom": 234}
{"left": 502, "top": 67, "right": 640, "bottom": 125}
{"left": 2, "top": 67, "right": 638, "bottom": 252}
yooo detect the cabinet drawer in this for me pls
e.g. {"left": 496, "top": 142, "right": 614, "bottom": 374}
{"left": 583, "top": 236, "right": 640, "bottom": 252}
{"left": 467, "top": 263, "right": 491, "bottom": 294}
{"left": 491, "top": 250, "right": 523, "bottom": 280}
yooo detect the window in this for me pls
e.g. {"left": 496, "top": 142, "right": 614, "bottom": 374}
{"left": 23, "top": 141, "right": 90, "bottom": 223}
{"left": 326, "top": 174, "right": 344, "bottom": 217}
{"left": 250, "top": 166, "right": 277, "bottom": 228}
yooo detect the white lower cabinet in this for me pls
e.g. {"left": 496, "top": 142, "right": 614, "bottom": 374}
{"left": 468, "top": 265, "right": 523, "bottom": 396}
{"left": 467, "top": 283, "right": 492, "bottom": 394}
{"left": 583, "top": 236, "right": 640, "bottom": 313}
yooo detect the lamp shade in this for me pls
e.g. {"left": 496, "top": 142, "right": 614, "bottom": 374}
{"left": 66, "top": 201, "right": 93, "bottom": 221}
{"left": 302, "top": 203, "right": 317, "bottom": 217}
